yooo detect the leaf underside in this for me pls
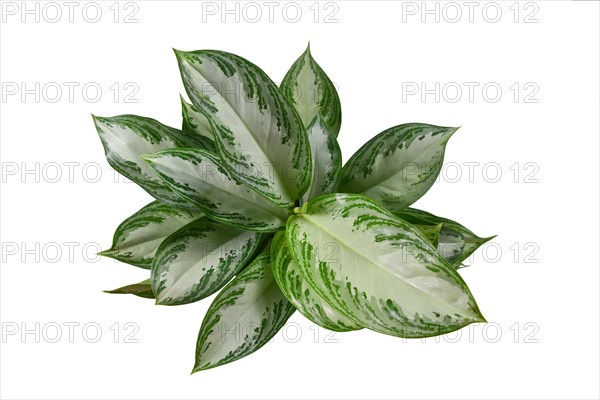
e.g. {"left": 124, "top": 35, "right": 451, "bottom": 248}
{"left": 105, "top": 279, "right": 155, "bottom": 299}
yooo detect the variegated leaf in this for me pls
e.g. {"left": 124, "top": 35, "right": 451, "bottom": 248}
{"left": 394, "top": 208, "right": 494, "bottom": 268}
{"left": 280, "top": 44, "right": 342, "bottom": 136}
{"left": 287, "top": 193, "right": 485, "bottom": 338}
{"left": 193, "top": 250, "right": 295, "bottom": 372}
{"left": 152, "top": 218, "right": 264, "bottom": 305}
{"left": 271, "top": 232, "right": 361, "bottom": 332}
{"left": 175, "top": 49, "right": 311, "bottom": 207}
{"left": 104, "top": 279, "right": 154, "bottom": 299}
{"left": 301, "top": 115, "right": 342, "bottom": 203}
{"left": 413, "top": 223, "right": 442, "bottom": 248}
{"left": 92, "top": 114, "right": 215, "bottom": 208}
{"left": 181, "top": 95, "right": 213, "bottom": 140}
{"left": 143, "top": 149, "right": 288, "bottom": 232}
{"left": 339, "top": 123, "right": 457, "bottom": 211}
{"left": 98, "top": 201, "right": 202, "bottom": 269}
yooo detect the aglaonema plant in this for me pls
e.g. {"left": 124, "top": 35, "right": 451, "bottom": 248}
{"left": 94, "top": 44, "right": 494, "bottom": 372}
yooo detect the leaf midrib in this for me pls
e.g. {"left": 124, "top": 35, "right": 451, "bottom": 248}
{"left": 159, "top": 152, "right": 286, "bottom": 221}
{"left": 354, "top": 133, "right": 447, "bottom": 191}
{"left": 202, "top": 258, "right": 288, "bottom": 362}
{"left": 301, "top": 212, "right": 470, "bottom": 317}
{"left": 192, "top": 57, "right": 292, "bottom": 202}
{"left": 159, "top": 233, "right": 250, "bottom": 301}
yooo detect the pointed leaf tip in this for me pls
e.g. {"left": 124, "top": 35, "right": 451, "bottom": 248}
{"left": 192, "top": 251, "right": 294, "bottom": 370}
{"left": 340, "top": 123, "right": 456, "bottom": 211}
{"left": 176, "top": 50, "right": 311, "bottom": 207}
{"left": 92, "top": 114, "right": 214, "bottom": 208}
{"left": 102, "top": 201, "right": 202, "bottom": 269}
{"left": 393, "top": 207, "right": 493, "bottom": 268}
{"left": 287, "top": 193, "right": 485, "bottom": 338}
{"left": 280, "top": 43, "right": 341, "bottom": 136}
{"left": 91, "top": 115, "right": 107, "bottom": 125}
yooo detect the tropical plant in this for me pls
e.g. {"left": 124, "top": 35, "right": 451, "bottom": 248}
{"left": 94, "top": 44, "right": 493, "bottom": 372}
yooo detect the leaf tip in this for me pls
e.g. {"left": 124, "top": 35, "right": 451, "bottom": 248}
{"left": 154, "top": 292, "right": 170, "bottom": 306}
{"left": 91, "top": 114, "right": 108, "bottom": 127}
{"left": 483, "top": 234, "right": 497, "bottom": 242}
{"left": 449, "top": 125, "right": 461, "bottom": 136}
{"left": 190, "top": 364, "right": 202, "bottom": 375}
{"left": 179, "top": 93, "right": 188, "bottom": 105}
{"left": 173, "top": 48, "right": 190, "bottom": 65}
{"left": 191, "top": 359, "right": 217, "bottom": 374}
{"left": 471, "top": 307, "right": 487, "bottom": 324}
{"left": 97, "top": 249, "right": 113, "bottom": 258}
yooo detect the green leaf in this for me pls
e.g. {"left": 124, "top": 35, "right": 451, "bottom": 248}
{"left": 193, "top": 249, "right": 295, "bottom": 372}
{"left": 104, "top": 279, "right": 154, "bottom": 299}
{"left": 339, "top": 123, "right": 457, "bottom": 211}
{"left": 151, "top": 217, "right": 264, "bottom": 305}
{"left": 142, "top": 148, "right": 288, "bottom": 232}
{"left": 175, "top": 49, "right": 311, "bottom": 207}
{"left": 280, "top": 44, "right": 342, "bottom": 137}
{"left": 271, "top": 232, "right": 362, "bottom": 332}
{"left": 413, "top": 223, "right": 442, "bottom": 248}
{"left": 287, "top": 193, "right": 485, "bottom": 338}
{"left": 92, "top": 114, "right": 215, "bottom": 208}
{"left": 301, "top": 115, "right": 342, "bottom": 203}
{"left": 98, "top": 201, "right": 202, "bottom": 269}
{"left": 394, "top": 208, "right": 494, "bottom": 268}
{"left": 181, "top": 95, "right": 213, "bottom": 140}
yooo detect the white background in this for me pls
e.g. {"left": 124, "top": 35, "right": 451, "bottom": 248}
{"left": 1, "top": 1, "right": 599, "bottom": 399}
